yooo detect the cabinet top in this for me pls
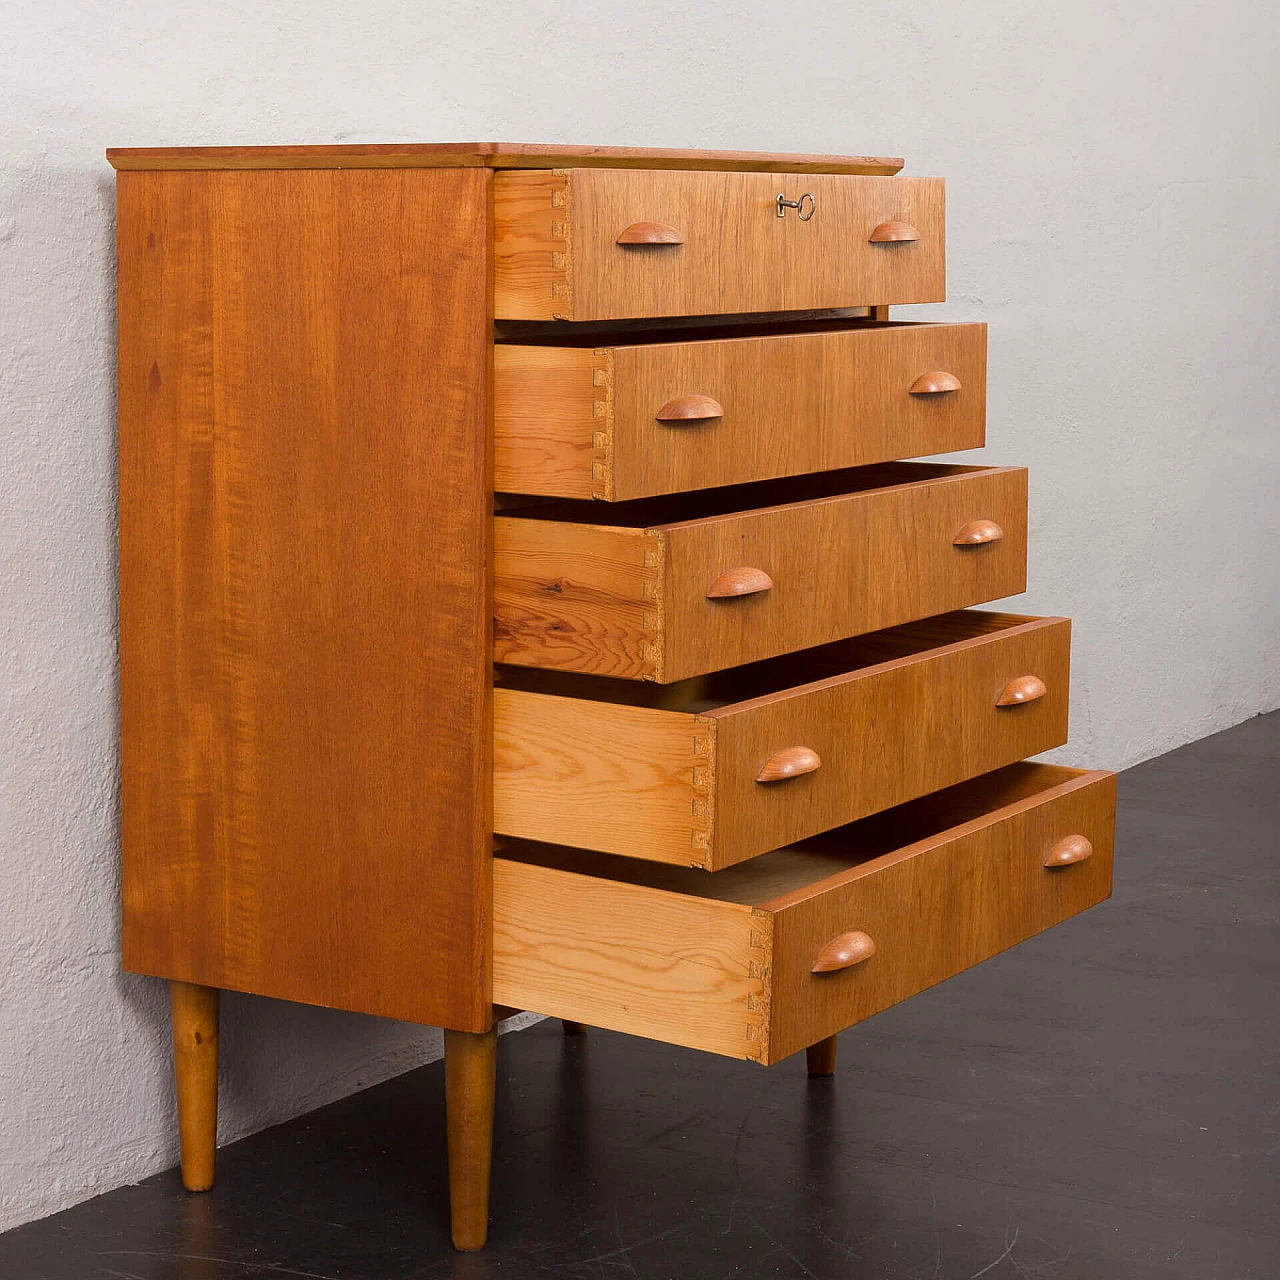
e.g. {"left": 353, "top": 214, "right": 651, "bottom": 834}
{"left": 105, "top": 141, "right": 904, "bottom": 175}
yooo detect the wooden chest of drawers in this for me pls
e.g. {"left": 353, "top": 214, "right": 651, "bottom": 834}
{"left": 109, "top": 141, "right": 1115, "bottom": 1252}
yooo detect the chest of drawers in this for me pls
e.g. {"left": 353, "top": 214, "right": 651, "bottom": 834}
{"left": 109, "top": 141, "right": 1115, "bottom": 1252}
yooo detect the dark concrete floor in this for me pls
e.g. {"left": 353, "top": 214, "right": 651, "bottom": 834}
{"left": 4, "top": 711, "right": 1277, "bottom": 1279}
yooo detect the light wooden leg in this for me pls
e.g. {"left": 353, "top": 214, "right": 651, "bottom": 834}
{"left": 806, "top": 1034, "right": 838, "bottom": 1077}
{"left": 561, "top": 1020, "right": 586, "bottom": 1035}
{"left": 445, "top": 1027, "right": 497, "bottom": 1251}
{"left": 170, "top": 981, "right": 219, "bottom": 1191}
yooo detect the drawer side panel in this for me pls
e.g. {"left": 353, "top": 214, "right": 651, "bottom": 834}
{"left": 493, "top": 859, "right": 771, "bottom": 1060}
{"left": 494, "top": 689, "right": 713, "bottom": 866}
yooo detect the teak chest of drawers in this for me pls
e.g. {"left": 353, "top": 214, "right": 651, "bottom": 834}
{"left": 109, "top": 141, "right": 1116, "bottom": 1252}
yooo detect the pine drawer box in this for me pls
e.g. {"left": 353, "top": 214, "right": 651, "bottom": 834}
{"left": 109, "top": 141, "right": 1114, "bottom": 1253}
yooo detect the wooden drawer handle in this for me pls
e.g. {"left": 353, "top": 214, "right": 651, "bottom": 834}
{"left": 617, "top": 221, "right": 685, "bottom": 245}
{"left": 953, "top": 518, "right": 1004, "bottom": 545}
{"left": 1045, "top": 834, "right": 1094, "bottom": 867}
{"left": 655, "top": 394, "right": 724, "bottom": 422}
{"left": 755, "top": 746, "right": 822, "bottom": 783}
{"left": 706, "top": 566, "right": 773, "bottom": 599}
{"left": 910, "top": 370, "right": 962, "bottom": 395}
{"left": 997, "top": 675, "right": 1047, "bottom": 706}
{"left": 812, "top": 930, "right": 876, "bottom": 973}
{"left": 869, "top": 220, "right": 920, "bottom": 243}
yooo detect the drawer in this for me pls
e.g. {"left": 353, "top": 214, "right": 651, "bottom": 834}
{"left": 495, "top": 610, "right": 1070, "bottom": 868}
{"left": 494, "top": 169, "right": 945, "bottom": 321}
{"left": 495, "top": 762, "right": 1115, "bottom": 1063}
{"left": 494, "top": 462, "right": 1027, "bottom": 682}
{"left": 494, "top": 321, "right": 987, "bottom": 501}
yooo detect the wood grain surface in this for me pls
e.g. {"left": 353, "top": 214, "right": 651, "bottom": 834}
{"left": 444, "top": 1028, "right": 498, "bottom": 1250}
{"left": 493, "top": 690, "right": 712, "bottom": 864}
{"left": 495, "top": 323, "right": 987, "bottom": 501}
{"left": 492, "top": 857, "right": 772, "bottom": 1061}
{"left": 170, "top": 981, "right": 219, "bottom": 1191}
{"left": 118, "top": 167, "right": 493, "bottom": 1030}
{"left": 494, "top": 169, "right": 945, "bottom": 320}
{"left": 494, "top": 344, "right": 609, "bottom": 499}
{"left": 493, "top": 519, "right": 664, "bottom": 679}
{"left": 763, "top": 766, "right": 1116, "bottom": 1061}
{"left": 493, "top": 463, "right": 1027, "bottom": 682}
{"left": 492, "top": 764, "right": 1116, "bottom": 1063}
{"left": 494, "top": 611, "right": 1070, "bottom": 868}
{"left": 108, "top": 141, "right": 905, "bottom": 175}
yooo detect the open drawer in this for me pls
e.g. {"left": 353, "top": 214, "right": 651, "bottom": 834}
{"left": 494, "top": 762, "right": 1116, "bottom": 1064}
{"left": 494, "top": 462, "right": 1027, "bottom": 682}
{"left": 494, "top": 320, "right": 987, "bottom": 501}
{"left": 495, "top": 610, "right": 1070, "bottom": 868}
{"left": 493, "top": 168, "right": 945, "bottom": 321}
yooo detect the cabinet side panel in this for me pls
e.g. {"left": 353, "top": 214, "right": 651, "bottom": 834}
{"left": 118, "top": 167, "right": 492, "bottom": 1030}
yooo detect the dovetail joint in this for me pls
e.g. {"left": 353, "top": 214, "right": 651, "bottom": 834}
{"left": 588, "top": 351, "right": 613, "bottom": 500}
{"left": 745, "top": 908, "right": 774, "bottom": 1064}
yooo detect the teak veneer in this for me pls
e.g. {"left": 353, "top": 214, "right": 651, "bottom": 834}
{"left": 111, "top": 141, "right": 1114, "bottom": 1253}
{"left": 117, "top": 167, "right": 492, "bottom": 1030}
{"left": 107, "top": 141, "right": 905, "bottom": 175}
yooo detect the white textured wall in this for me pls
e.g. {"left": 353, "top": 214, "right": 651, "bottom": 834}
{"left": 3, "top": 0, "right": 1277, "bottom": 1234}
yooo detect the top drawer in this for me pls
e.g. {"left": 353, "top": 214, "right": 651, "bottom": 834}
{"left": 494, "top": 169, "right": 945, "bottom": 321}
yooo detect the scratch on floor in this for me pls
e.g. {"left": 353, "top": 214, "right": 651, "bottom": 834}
{"left": 99, "top": 1251, "right": 343, "bottom": 1280}
{"left": 971, "top": 1226, "right": 1020, "bottom": 1278}
{"left": 744, "top": 1215, "right": 820, "bottom": 1280}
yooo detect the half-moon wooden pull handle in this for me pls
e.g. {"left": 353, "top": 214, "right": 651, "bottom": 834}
{"left": 755, "top": 746, "right": 822, "bottom": 783}
{"left": 953, "top": 519, "right": 1004, "bottom": 545}
{"left": 909, "top": 370, "right": 962, "bottom": 395}
{"left": 706, "top": 566, "right": 773, "bottom": 599}
{"left": 617, "top": 221, "right": 685, "bottom": 245}
{"left": 811, "top": 930, "right": 876, "bottom": 973}
{"left": 869, "top": 220, "right": 920, "bottom": 243}
{"left": 1044, "top": 834, "right": 1094, "bottom": 867}
{"left": 655, "top": 394, "right": 724, "bottom": 422}
{"left": 996, "top": 675, "right": 1047, "bottom": 706}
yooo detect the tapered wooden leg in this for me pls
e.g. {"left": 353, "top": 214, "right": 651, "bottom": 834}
{"left": 445, "top": 1027, "right": 497, "bottom": 1251}
{"left": 561, "top": 1020, "right": 586, "bottom": 1035}
{"left": 806, "top": 1034, "right": 838, "bottom": 1077}
{"left": 170, "top": 981, "right": 219, "bottom": 1191}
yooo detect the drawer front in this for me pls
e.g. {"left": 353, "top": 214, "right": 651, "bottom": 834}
{"left": 494, "top": 169, "right": 945, "bottom": 321}
{"left": 494, "top": 613, "right": 1070, "bottom": 868}
{"left": 764, "top": 769, "right": 1116, "bottom": 1062}
{"left": 494, "top": 323, "right": 987, "bottom": 501}
{"left": 493, "top": 766, "right": 1116, "bottom": 1063}
{"left": 494, "top": 465, "right": 1028, "bottom": 683}
{"left": 662, "top": 465, "right": 1026, "bottom": 681}
{"left": 707, "top": 614, "right": 1071, "bottom": 867}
